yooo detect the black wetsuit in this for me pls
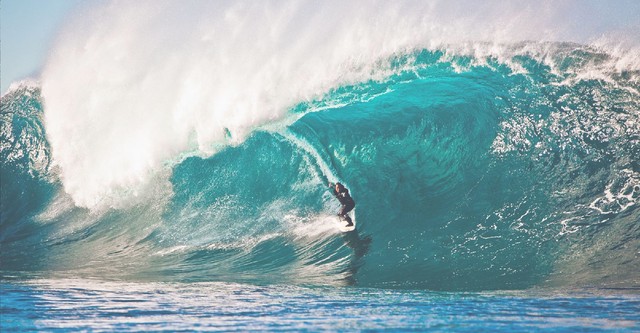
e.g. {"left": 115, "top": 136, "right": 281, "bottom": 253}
{"left": 333, "top": 186, "right": 355, "bottom": 225}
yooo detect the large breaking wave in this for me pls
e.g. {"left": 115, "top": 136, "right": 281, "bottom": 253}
{"left": 1, "top": 0, "right": 639, "bottom": 290}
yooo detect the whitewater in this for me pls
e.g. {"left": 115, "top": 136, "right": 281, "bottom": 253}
{"left": 1, "top": 0, "right": 640, "bottom": 331}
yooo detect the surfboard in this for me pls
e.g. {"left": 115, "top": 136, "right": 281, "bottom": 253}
{"left": 334, "top": 215, "right": 356, "bottom": 232}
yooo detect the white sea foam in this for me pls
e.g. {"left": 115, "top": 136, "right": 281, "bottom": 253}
{"left": 2, "top": 79, "right": 41, "bottom": 98}
{"left": 40, "top": 0, "right": 640, "bottom": 208}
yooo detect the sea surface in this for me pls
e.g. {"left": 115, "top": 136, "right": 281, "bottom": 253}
{"left": 2, "top": 277, "right": 639, "bottom": 332}
{"left": 2, "top": 1, "right": 640, "bottom": 331}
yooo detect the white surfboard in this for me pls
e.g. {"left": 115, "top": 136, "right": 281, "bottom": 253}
{"left": 333, "top": 214, "right": 356, "bottom": 232}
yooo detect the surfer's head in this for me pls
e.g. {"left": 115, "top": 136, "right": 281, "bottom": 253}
{"left": 335, "top": 183, "right": 344, "bottom": 190}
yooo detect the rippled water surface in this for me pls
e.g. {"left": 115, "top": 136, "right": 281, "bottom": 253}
{"left": 2, "top": 278, "right": 639, "bottom": 332}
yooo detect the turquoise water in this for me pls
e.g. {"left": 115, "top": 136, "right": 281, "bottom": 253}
{"left": 2, "top": 278, "right": 639, "bottom": 332}
{"left": 1, "top": 2, "right": 640, "bottom": 330}
{"left": 3, "top": 47, "right": 638, "bottom": 289}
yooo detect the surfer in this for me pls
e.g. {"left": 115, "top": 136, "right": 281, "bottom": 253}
{"left": 329, "top": 182, "right": 355, "bottom": 227}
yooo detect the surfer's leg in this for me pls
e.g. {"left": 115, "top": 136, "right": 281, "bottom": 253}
{"left": 338, "top": 206, "right": 347, "bottom": 219}
{"left": 345, "top": 203, "right": 355, "bottom": 214}
{"left": 340, "top": 204, "right": 354, "bottom": 226}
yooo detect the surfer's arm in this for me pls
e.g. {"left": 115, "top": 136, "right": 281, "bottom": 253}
{"left": 328, "top": 183, "right": 339, "bottom": 197}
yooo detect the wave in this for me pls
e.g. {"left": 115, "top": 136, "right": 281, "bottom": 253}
{"left": 2, "top": 1, "right": 639, "bottom": 290}
{"left": 40, "top": 0, "right": 640, "bottom": 208}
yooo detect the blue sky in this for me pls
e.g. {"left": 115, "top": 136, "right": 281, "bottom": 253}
{"left": 1, "top": 0, "right": 83, "bottom": 94}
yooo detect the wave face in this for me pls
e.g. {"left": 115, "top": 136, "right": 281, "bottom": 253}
{"left": 2, "top": 1, "right": 640, "bottom": 290}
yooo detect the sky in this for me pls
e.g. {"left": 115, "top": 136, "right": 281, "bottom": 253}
{"left": 1, "top": 0, "right": 83, "bottom": 94}
{"left": 1, "top": 0, "right": 639, "bottom": 95}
